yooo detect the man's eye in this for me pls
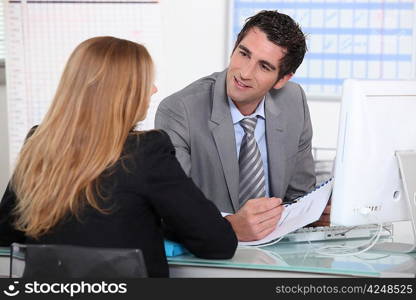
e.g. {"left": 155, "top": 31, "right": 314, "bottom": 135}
{"left": 261, "top": 64, "right": 271, "bottom": 71}
{"left": 240, "top": 51, "right": 248, "bottom": 57}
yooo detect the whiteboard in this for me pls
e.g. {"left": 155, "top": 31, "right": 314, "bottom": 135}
{"left": 5, "top": 0, "right": 163, "bottom": 168}
{"left": 229, "top": 0, "right": 416, "bottom": 96}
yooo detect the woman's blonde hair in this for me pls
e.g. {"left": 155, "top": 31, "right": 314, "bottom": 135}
{"left": 11, "top": 36, "right": 154, "bottom": 238}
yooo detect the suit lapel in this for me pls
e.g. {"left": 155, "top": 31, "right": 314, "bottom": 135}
{"left": 209, "top": 70, "right": 239, "bottom": 212}
{"left": 265, "top": 91, "right": 286, "bottom": 197}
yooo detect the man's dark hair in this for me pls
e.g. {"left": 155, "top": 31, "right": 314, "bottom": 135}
{"left": 233, "top": 10, "right": 307, "bottom": 81}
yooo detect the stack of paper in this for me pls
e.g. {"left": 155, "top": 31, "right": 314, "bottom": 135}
{"left": 239, "top": 179, "right": 333, "bottom": 246}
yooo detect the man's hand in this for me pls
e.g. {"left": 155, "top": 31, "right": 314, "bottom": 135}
{"left": 224, "top": 197, "right": 284, "bottom": 242}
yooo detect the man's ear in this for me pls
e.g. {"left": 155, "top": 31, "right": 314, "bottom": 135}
{"left": 273, "top": 73, "right": 293, "bottom": 89}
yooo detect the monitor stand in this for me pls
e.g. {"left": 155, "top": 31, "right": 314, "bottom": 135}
{"left": 371, "top": 151, "right": 416, "bottom": 253}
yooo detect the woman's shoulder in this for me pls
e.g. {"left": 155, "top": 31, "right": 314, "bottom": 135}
{"left": 136, "top": 129, "right": 169, "bottom": 141}
{"left": 126, "top": 129, "right": 174, "bottom": 155}
{"left": 127, "top": 129, "right": 170, "bottom": 144}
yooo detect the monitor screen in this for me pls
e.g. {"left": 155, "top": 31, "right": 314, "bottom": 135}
{"left": 330, "top": 79, "right": 416, "bottom": 226}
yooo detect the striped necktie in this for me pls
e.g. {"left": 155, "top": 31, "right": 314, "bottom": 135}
{"left": 238, "top": 117, "right": 266, "bottom": 206}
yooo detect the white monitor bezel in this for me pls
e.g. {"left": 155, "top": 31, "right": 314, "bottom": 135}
{"left": 330, "top": 79, "right": 416, "bottom": 226}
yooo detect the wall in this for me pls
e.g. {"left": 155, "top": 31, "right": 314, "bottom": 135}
{"left": 0, "top": 0, "right": 229, "bottom": 194}
{"left": 160, "top": 0, "right": 228, "bottom": 96}
{"left": 0, "top": 83, "right": 8, "bottom": 195}
{"left": 0, "top": 0, "right": 338, "bottom": 194}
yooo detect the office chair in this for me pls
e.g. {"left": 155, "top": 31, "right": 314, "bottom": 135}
{"left": 10, "top": 243, "right": 148, "bottom": 278}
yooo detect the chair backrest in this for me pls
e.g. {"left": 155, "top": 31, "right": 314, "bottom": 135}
{"left": 10, "top": 243, "right": 147, "bottom": 278}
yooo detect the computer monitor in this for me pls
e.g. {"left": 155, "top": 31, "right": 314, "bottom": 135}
{"left": 330, "top": 79, "right": 416, "bottom": 227}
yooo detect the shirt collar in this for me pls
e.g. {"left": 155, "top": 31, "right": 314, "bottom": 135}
{"left": 228, "top": 97, "right": 266, "bottom": 125}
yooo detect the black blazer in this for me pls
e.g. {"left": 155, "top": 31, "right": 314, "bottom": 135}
{"left": 0, "top": 130, "right": 237, "bottom": 277}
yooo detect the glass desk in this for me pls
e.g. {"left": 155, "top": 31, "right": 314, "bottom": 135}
{"left": 1, "top": 230, "right": 414, "bottom": 278}
{"left": 168, "top": 239, "right": 416, "bottom": 278}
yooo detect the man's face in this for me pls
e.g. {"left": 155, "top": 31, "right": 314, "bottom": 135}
{"left": 226, "top": 27, "right": 292, "bottom": 110}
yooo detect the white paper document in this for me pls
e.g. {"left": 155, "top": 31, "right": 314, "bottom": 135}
{"left": 239, "top": 178, "right": 333, "bottom": 246}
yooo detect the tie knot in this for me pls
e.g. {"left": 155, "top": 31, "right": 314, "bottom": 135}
{"left": 240, "top": 117, "right": 257, "bottom": 134}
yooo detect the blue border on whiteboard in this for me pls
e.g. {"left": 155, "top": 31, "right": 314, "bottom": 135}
{"left": 228, "top": 0, "right": 416, "bottom": 97}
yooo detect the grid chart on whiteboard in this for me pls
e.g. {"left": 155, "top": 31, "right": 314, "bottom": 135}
{"left": 230, "top": 0, "right": 415, "bottom": 96}
{"left": 5, "top": 0, "right": 163, "bottom": 167}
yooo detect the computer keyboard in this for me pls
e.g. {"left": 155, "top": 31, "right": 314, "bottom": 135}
{"left": 280, "top": 224, "right": 393, "bottom": 243}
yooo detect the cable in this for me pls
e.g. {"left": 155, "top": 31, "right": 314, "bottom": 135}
{"left": 314, "top": 222, "right": 384, "bottom": 257}
{"left": 252, "top": 236, "right": 285, "bottom": 248}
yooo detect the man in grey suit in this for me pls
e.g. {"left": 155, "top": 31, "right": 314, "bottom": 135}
{"left": 155, "top": 10, "right": 316, "bottom": 242}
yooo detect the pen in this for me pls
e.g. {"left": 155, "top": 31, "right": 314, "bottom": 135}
{"left": 282, "top": 200, "right": 298, "bottom": 206}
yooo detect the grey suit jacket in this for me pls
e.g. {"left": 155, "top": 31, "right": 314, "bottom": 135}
{"left": 155, "top": 69, "right": 316, "bottom": 213}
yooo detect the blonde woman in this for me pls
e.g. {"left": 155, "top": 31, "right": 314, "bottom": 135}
{"left": 0, "top": 37, "right": 237, "bottom": 277}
